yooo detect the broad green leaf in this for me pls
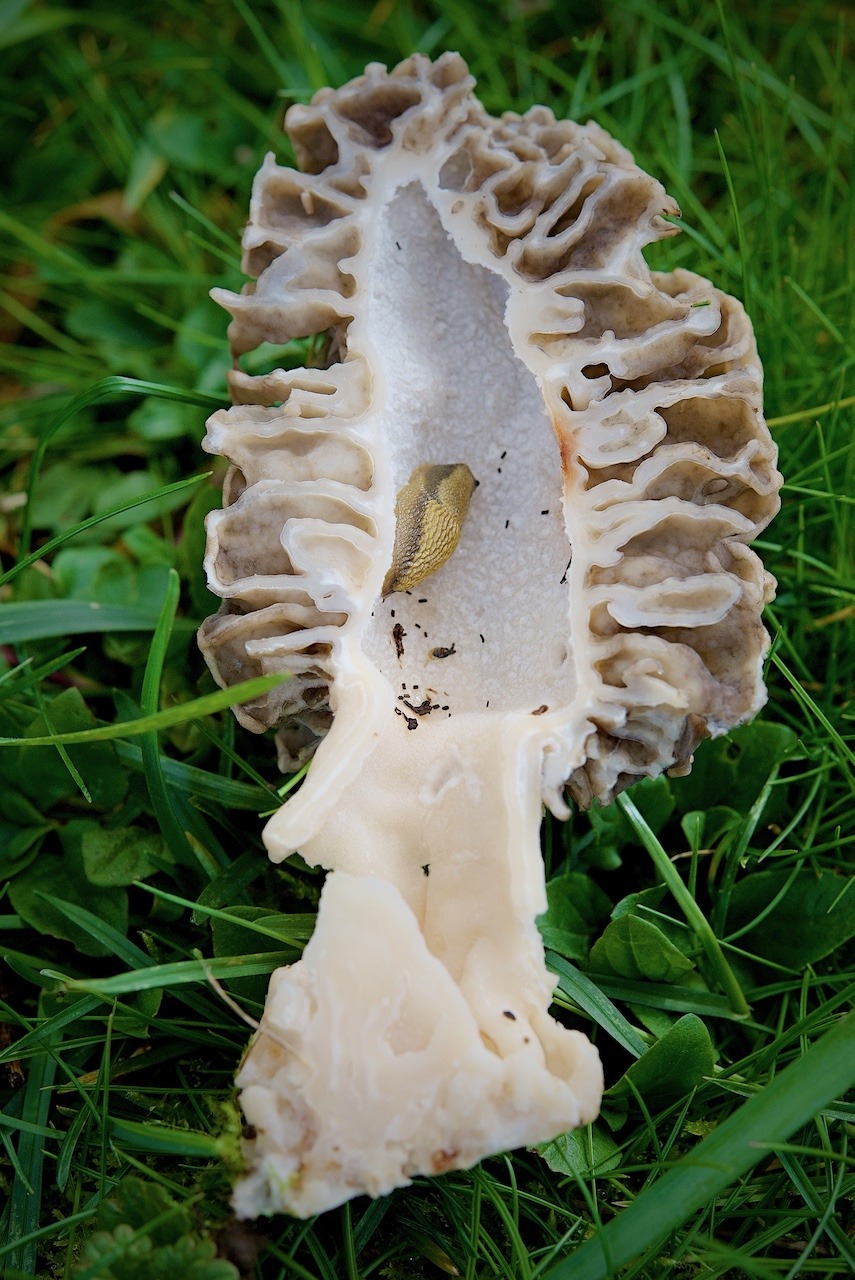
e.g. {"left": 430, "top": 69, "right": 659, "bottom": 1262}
{"left": 536, "top": 1124, "right": 621, "bottom": 1178}
{"left": 191, "top": 850, "right": 271, "bottom": 922}
{"left": 28, "top": 462, "right": 104, "bottom": 532}
{"left": 52, "top": 547, "right": 135, "bottom": 601}
{"left": 1, "top": 824, "right": 51, "bottom": 878}
{"left": 670, "top": 722, "right": 798, "bottom": 818}
{"left": 628, "top": 1004, "right": 677, "bottom": 1038}
{"left": 14, "top": 375, "right": 224, "bottom": 559}
{"left": 9, "top": 852, "right": 127, "bottom": 958}
{"left": 0, "top": 789, "right": 47, "bottom": 827}
{"left": 582, "top": 775, "right": 676, "bottom": 870}
{"left": 211, "top": 904, "right": 311, "bottom": 956}
{"left": 81, "top": 827, "right": 165, "bottom": 887}
{"left": 115, "top": 987, "right": 163, "bottom": 1039}
{"left": 212, "top": 904, "right": 310, "bottom": 1003}
{"left": 610, "top": 884, "right": 667, "bottom": 920}
{"left": 149, "top": 107, "right": 250, "bottom": 177}
{"left": 589, "top": 915, "right": 696, "bottom": 983}
{"left": 123, "top": 142, "right": 169, "bottom": 213}
{"left": 680, "top": 807, "right": 742, "bottom": 849}
{"left": 605, "top": 1014, "right": 715, "bottom": 1109}
{"left": 538, "top": 871, "right": 612, "bottom": 961}
{"left": 6, "top": 687, "right": 128, "bottom": 809}
{"left": 611, "top": 886, "right": 694, "bottom": 951}
{"left": 726, "top": 868, "right": 855, "bottom": 966}
{"left": 65, "top": 297, "right": 161, "bottom": 352}
{"left": 128, "top": 396, "right": 201, "bottom": 441}
{"left": 625, "top": 775, "right": 676, "bottom": 835}
{"left": 120, "top": 526, "right": 175, "bottom": 567}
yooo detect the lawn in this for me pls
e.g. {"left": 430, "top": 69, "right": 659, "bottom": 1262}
{"left": 1, "top": 1, "right": 854, "bottom": 1277}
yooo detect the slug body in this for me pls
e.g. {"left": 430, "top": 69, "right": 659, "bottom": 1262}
{"left": 382, "top": 462, "right": 476, "bottom": 597}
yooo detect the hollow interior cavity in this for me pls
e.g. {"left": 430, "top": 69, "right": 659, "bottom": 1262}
{"left": 361, "top": 182, "right": 575, "bottom": 716}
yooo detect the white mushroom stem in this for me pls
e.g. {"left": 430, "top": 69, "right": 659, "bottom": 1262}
{"left": 236, "top": 723, "right": 602, "bottom": 1218}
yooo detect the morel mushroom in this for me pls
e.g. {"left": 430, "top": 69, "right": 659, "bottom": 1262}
{"left": 199, "top": 53, "right": 781, "bottom": 1218}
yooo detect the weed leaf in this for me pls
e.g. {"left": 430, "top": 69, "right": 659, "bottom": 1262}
{"left": 727, "top": 868, "right": 855, "bottom": 966}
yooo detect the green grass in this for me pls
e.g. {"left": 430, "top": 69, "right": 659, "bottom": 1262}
{"left": 1, "top": 1, "right": 853, "bottom": 1277}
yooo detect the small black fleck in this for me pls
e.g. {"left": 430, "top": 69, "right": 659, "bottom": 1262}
{"left": 392, "top": 622, "right": 405, "bottom": 659}
{"left": 504, "top": 519, "right": 509, "bottom": 529}
{"left": 422, "top": 863, "right": 430, "bottom": 876}
{"left": 395, "top": 706, "right": 418, "bottom": 731}
{"left": 502, "top": 1010, "right": 516, "bottom": 1021}
{"left": 500, "top": 450, "right": 507, "bottom": 460}
{"left": 402, "top": 696, "right": 437, "bottom": 717}
{"left": 479, "top": 634, "right": 485, "bottom": 643}
{"left": 441, "top": 705, "right": 449, "bottom": 710}
{"left": 541, "top": 509, "right": 549, "bottom": 515}
{"left": 418, "top": 597, "right": 427, "bottom": 603}
{"left": 390, "top": 609, "right": 395, "bottom": 617}
{"left": 497, "top": 467, "right": 502, "bottom": 473}
{"left": 405, "top": 590, "right": 413, "bottom": 595}
{"left": 395, "top": 240, "right": 402, "bottom": 250}
{"left": 413, "top": 684, "right": 419, "bottom": 690}
{"left": 486, "top": 700, "right": 490, "bottom": 708}
{"left": 559, "top": 555, "right": 572, "bottom": 585}
{"left": 242, "top": 1124, "right": 257, "bottom": 1140}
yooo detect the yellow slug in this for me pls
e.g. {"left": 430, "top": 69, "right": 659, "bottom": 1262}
{"left": 382, "top": 462, "right": 477, "bottom": 597}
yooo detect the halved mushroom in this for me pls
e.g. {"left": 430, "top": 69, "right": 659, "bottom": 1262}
{"left": 200, "top": 53, "right": 780, "bottom": 1217}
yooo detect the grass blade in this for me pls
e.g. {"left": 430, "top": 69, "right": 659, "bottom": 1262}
{"left": 546, "top": 951, "right": 648, "bottom": 1058}
{"left": 617, "top": 794, "right": 751, "bottom": 1018}
{"left": 17, "top": 376, "right": 225, "bottom": 557}
{"left": 0, "top": 601, "right": 167, "bottom": 643}
{"left": 0, "top": 473, "right": 209, "bottom": 588}
{"left": 139, "top": 568, "right": 195, "bottom": 864}
{"left": 107, "top": 1118, "right": 220, "bottom": 1157}
{"left": 544, "top": 1010, "right": 855, "bottom": 1279}
{"left": 0, "top": 674, "right": 286, "bottom": 745}
{"left": 114, "top": 740, "right": 275, "bottom": 810}
{"left": 47, "top": 951, "right": 298, "bottom": 996}
{"left": 4, "top": 1004, "right": 60, "bottom": 1275}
